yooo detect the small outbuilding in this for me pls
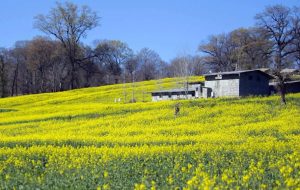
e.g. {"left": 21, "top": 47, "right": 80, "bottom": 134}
{"left": 151, "top": 83, "right": 203, "bottom": 102}
{"left": 269, "top": 80, "right": 300, "bottom": 94}
{"left": 150, "top": 69, "right": 278, "bottom": 101}
{"left": 204, "top": 70, "right": 274, "bottom": 97}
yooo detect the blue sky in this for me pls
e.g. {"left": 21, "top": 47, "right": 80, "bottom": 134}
{"left": 0, "top": 0, "right": 298, "bottom": 61}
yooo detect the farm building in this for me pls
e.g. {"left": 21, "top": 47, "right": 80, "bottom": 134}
{"left": 204, "top": 70, "right": 274, "bottom": 97}
{"left": 151, "top": 69, "right": 275, "bottom": 101}
{"left": 151, "top": 83, "right": 203, "bottom": 101}
{"left": 150, "top": 69, "right": 300, "bottom": 101}
{"left": 269, "top": 80, "right": 300, "bottom": 94}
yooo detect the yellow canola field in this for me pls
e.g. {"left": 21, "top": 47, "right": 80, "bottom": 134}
{"left": 0, "top": 77, "right": 300, "bottom": 189}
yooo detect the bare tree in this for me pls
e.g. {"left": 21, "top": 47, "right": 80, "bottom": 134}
{"left": 229, "top": 28, "right": 272, "bottom": 70}
{"left": 95, "top": 40, "right": 133, "bottom": 84}
{"left": 136, "top": 48, "right": 162, "bottom": 81}
{"left": 124, "top": 56, "right": 139, "bottom": 102}
{"left": 124, "top": 56, "right": 139, "bottom": 83}
{"left": 293, "top": 6, "right": 300, "bottom": 69}
{"left": 10, "top": 42, "right": 30, "bottom": 96}
{"left": 0, "top": 48, "right": 9, "bottom": 97}
{"left": 26, "top": 37, "right": 61, "bottom": 93}
{"left": 34, "top": 1, "right": 99, "bottom": 89}
{"left": 170, "top": 55, "right": 196, "bottom": 97}
{"left": 170, "top": 55, "right": 205, "bottom": 77}
{"left": 199, "top": 34, "right": 237, "bottom": 72}
{"left": 199, "top": 29, "right": 273, "bottom": 72}
{"left": 255, "top": 5, "right": 298, "bottom": 104}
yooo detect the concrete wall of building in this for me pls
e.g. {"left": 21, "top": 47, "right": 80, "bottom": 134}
{"left": 205, "top": 79, "right": 239, "bottom": 97}
{"left": 152, "top": 95, "right": 172, "bottom": 101}
{"left": 152, "top": 96, "right": 160, "bottom": 102}
{"left": 202, "top": 88, "right": 212, "bottom": 98}
{"left": 190, "top": 84, "right": 201, "bottom": 98}
{"left": 152, "top": 92, "right": 195, "bottom": 101}
{"left": 239, "top": 72, "right": 269, "bottom": 96}
{"left": 171, "top": 95, "right": 179, "bottom": 100}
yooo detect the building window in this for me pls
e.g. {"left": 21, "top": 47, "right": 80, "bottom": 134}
{"left": 248, "top": 75, "right": 253, "bottom": 80}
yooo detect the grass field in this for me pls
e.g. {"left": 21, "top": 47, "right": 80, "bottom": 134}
{"left": 0, "top": 77, "right": 300, "bottom": 189}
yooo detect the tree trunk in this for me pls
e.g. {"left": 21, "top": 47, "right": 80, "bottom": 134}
{"left": 70, "top": 61, "right": 76, "bottom": 89}
{"left": 52, "top": 64, "right": 56, "bottom": 92}
{"left": 0, "top": 56, "right": 5, "bottom": 98}
{"left": 122, "top": 73, "right": 127, "bottom": 103}
{"left": 84, "top": 70, "right": 91, "bottom": 87}
{"left": 40, "top": 67, "right": 45, "bottom": 93}
{"left": 68, "top": 45, "right": 77, "bottom": 89}
{"left": 275, "top": 50, "right": 286, "bottom": 104}
{"left": 131, "top": 72, "right": 135, "bottom": 101}
{"left": 11, "top": 63, "right": 19, "bottom": 96}
{"left": 278, "top": 79, "right": 286, "bottom": 105}
{"left": 0, "top": 65, "right": 5, "bottom": 98}
{"left": 274, "top": 66, "right": 286, "bottom": 105}
{"left": 280, "top": 90, "right": 286, "bottom": 105}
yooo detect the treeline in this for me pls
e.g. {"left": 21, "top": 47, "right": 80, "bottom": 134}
{"left": 0, "top": 38, "right": 204, "bottom": 97}
{"left": 0, "top": 2, "right": 300, "bottom": 99}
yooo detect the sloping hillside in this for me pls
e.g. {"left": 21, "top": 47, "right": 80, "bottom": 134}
{"left": 0, "top": 77, "right": 300, "bottom": 189}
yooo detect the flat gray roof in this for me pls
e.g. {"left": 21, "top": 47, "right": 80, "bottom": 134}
{"left": 151, "top": 88, "right": 196, "bottom": 93}
{"left": 281, "top": 69, "right": 299, "bottom": 73}
{"left": 269, "top": 80, "right": 300, "bottom": 85}
{"left": 204, "top": 69, "right": 274, "bottom": 79}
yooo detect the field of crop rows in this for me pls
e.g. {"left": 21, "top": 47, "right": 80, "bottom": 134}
{"left": 0, "top": 77, "right": 299, "bottom": 189}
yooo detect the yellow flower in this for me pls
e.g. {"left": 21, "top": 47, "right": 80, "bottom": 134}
{"left": 103, "top": 171, "right": 109, "bottom": 178}
{"left": 242, "top": 175, "right": 250, "bottom": 183}
{"left": 221, "top": 174, "right": 228, "bottom": 182}
{"left": 187, "top": 179, "right": 193, "bottom": 186}
{"left": 167, "top": 176, "right": 174, "bottom": 185}
{"left": 103, "top": 184, "right": 110, "bottom": 190}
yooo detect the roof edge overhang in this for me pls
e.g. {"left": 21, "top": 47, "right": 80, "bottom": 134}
{"left": 204, "top": 69, "right": 274, "bottom": 79}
